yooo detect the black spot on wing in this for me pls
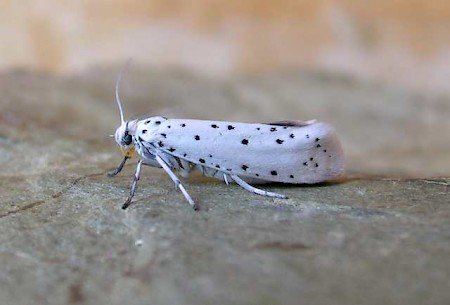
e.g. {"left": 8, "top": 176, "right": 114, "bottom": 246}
{"left": 271, "top": 170, "right": 278, "bottom": 176}
{"left": 276, "top": 139, "right": 284, "bottom": 144}
{"left": 168, "top": 147, "right": 176, "bottom": 152}
{"left": 158, "top": 141, "right": 164, "bottom": 147}
{"left": 180, "top": 123, "right": 186, "bottom": 127}
{"left": 155, "top": 121, "right": 161, "bottom": 125}
{"left": 290, "top": 175, "right": 294, "bottom": 178}
{"left": 227, "top": 125, "right": 235, "bottom": 130}
{"left": 199, "top": 158, "right": 206, "bottom": 164}
{"left": 211, "top": 124, "right": 219, "bottom": 128}
{"left": 270, "top": 127, "right": 277, "bottom": 132}
{"left": 195, "top": 135, "right": 200, "bottom": 140}
{"left": 316, "top": 144, "right": 322, "bottom": 148}
{"left": 160, "top": 133, "right": 167, "bottom": 138}
{"left": 241, "top": 139, "right": 249, "bottom": 145}
{"left": 142, "top": 130, "right": 147, "bottom": 134}
{"left": 241, "top": 165, "right": 248, "bottom": 171}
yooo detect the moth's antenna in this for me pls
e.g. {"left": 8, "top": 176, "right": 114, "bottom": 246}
{"left": 115, "top": 58, "right": 132, "bottom": 124}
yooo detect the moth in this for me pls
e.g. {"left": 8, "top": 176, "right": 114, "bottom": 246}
{"left": 108, "top": 67, "right": 345, "bottom": 210}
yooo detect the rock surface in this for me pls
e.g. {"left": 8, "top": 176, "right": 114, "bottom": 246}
{"left": 0, "top": 67, "right": 449, "bottom": 305}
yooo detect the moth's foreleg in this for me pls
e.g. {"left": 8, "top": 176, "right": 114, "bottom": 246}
{"left": 107, "top": 156, "right": 130, "bottom": 177}
{"left": 122, "top": 159, "right": 143, "bottom": 209}
{"left": 230, "top": 175, "right": 288, "bottom": 199}
{"left": 155, "top": 155, "right": 198, "bottom": 211}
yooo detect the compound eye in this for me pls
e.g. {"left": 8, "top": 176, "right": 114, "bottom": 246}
{"left": 123, "top": 131, "right": 132, "bottom": 145}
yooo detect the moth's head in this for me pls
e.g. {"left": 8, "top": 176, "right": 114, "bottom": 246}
{"left": 114, "top": 121, "right": 136, "bottom": 158}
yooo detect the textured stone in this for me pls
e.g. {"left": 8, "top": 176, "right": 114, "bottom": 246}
{"left": 0, "top": 68, "right": 449, "bottom": 305}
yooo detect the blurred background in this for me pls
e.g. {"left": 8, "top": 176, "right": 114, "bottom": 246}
{"left": 1, "top": 0, "right": 450, "bottom": 94}
{"left": 0, "top": 0, "right": 449, "bottom": 177}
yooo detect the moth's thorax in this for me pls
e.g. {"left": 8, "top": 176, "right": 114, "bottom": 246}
{"left": 131, "top": 116, "right": 169, "bottom": 161}
{"left": 134, "top": 116, "right": 168, "bottom": 137}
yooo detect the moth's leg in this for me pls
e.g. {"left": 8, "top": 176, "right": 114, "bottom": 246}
{"left": 223, "top": 174, "right": 230, "bottom": 185}
{"left": 155, "top": 155, "right": 198, "bottom": 211}
{"left": 122, "top": 159, "right": 143, "bottom": 209}
{"left": 107, "top": 156, "right": 129, "bottom": 177}
{"left": 230, "top": 175, "right": 288, "bottom": 199}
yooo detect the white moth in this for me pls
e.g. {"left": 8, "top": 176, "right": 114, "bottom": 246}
{"left": 108, "top": 67, "right": 345, "bottom": 210}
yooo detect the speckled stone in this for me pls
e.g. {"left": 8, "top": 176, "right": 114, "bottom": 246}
{"left": 0, "top": 68, "right": 449, "bottom": 305}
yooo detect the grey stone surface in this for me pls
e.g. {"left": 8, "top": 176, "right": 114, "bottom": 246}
{"left": 0, "top": 67, "right": 449, "bottom": 305}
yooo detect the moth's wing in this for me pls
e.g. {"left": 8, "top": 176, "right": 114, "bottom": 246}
{"left": 141, "top": 119, "right": 344, "bottom": 184}
{"left": 266, "top": 120, "right": 317, "bottom": 127}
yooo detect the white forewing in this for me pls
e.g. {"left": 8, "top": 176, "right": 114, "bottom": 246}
{"left": 134, "top": 119, "right": 344, "bottom": 184}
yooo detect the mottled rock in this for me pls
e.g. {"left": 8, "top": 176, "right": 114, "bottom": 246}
{"left": 0, "top": 67, "right": 449, "bottom": 305}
